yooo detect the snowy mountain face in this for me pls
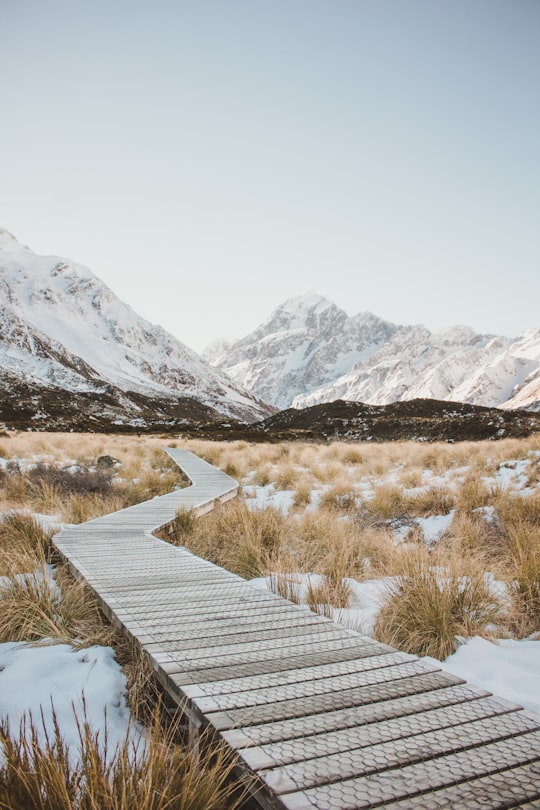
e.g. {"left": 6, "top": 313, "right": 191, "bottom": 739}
{"left": 0, "top": 229, "right": 270, "bottom": 424}
{"left": 294, "top": 325, "right": 540, "bottom": 411}
{"left": 205, "top": 291, "right": 540, "bottom": 412}
{"left": 203, "top": 291, "right": 398, "bottom": 410}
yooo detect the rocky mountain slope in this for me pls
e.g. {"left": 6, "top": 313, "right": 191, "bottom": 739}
{"left": 0, "top": 229, "right": 270, "bottom": 428}
{"left": 295, "top": 325, "right": 540, "bottom": 411}
{"left": 205, "top": 292, "right": 540, "bottom": 412}
{"left": 203, "top": 291, "right": 398, "bottom": 410}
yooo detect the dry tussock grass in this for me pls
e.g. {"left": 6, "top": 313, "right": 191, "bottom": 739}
{"left": 292, "top": 482, "right": 312, "bottom": 508}
{"left": 455, "top": 475, "right": 494, "bottom": 511}
{"left": 365, "top": 484, "right": 407, "bottom": 519}
{"left": 0, "top": 563, "right": 114, "bottom": 648}
{"left": 306, "top": 576, "right": 351, "bottom": 614}
{"left": 440, "top": 511, "right": 505, "bottom": 571}
{"left": 3, "top": 432, "right": 540, "bottom": 666}
{"left": 373, "top": 550, "right": 505, "bottom": 659}
{"left": 0, "top": 512, "right": 53, "bottom": 576}
{"left": 0, "top": 435, "right": 185, "bottom": 522}
{"left": 180, "top": 435, "right": 540, "bottom": 650}
{"left": 0, "top": 705, "right": 246, "bottom": 810}
{"left": 402, "top": 486, "right": 455, "bottom": 517}
{"left": 267, "top": 567, "right": 302, "bottom": 604}
{"left": 169, "top": 501, "right": 288, "bottom": 579}
{"left": 0, "top": 514, "right": 112, "bottom": 652}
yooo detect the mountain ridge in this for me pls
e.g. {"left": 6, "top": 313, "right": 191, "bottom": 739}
{"left": 203, "top": 291, "right": 399, "bottom": 409}
{"left": 0, "top": 229, "right": 271, "bottom": 427}
{"left": 205, "top": 291, "right": 540, "bottom": 412}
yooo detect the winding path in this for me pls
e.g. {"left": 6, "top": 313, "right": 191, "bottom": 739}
{"left": 53, "top": 448, "right": 540, "bottom": 809}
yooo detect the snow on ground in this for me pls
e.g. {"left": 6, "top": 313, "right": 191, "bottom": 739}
{"left": 487, "top": 459, "right": 531, "bottom": 491}
{"left": 251, "top": 573, "right": 540, "bottom": 715}
{"left": 244, "top": 484, "right": 296, "bottom": 514}
{"left": 0, "top": 508, "right": 67, "bottom": 534}
{"left": 413, "top": 511, "right": 455, "bottom": 546}
{"left": 245, "top": 451, "right": 540, "bottom": 716}
{"left": 0, "top": 562, "right": 59, "bottom": 592}
{"left": 0, "top": 642, "right": 143, "bottom": 763}
{"left": 251, "top": 572, "right": 394, "bottom": 636}
{"left": 424, "top": 636, "right": 540, "bottom": 717}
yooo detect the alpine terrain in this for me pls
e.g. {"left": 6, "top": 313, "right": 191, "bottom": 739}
{"left": 203, "top": 291, "right": 398, "bottom": 410}
{"left": 0, "top": 229, "right": 271, "bottom": 430}
{"left": 205, "top": 292, "right": 540, "bottom": 412}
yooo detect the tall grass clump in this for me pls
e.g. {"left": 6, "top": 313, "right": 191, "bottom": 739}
{"left": 0, "top": 707, "right": 246, "bottom": 810}
{"left": 455, "top": 476, "right": 493, "bottom": 511}
{"left": 373, "top": 552, "right": 504, "bottom": 659}
{"left": 439, "top": 510, "right": 507, "bottom": 571}
{"left": 0, "top": 512, "right": 53, "bottom": 576}
{"left": 0, "top": 566, "right": 113, "bottom": 647}
{"left": 116, "top": 469, "right": 182, "bottom": 508}
{"left": 319, "top": 485, "right": 358, "bottom": 514}
{"left": 365, "top": 484, "right": 407, "bottom": 519}
{"left": 177, "top": 501, "right": 289, "bottom": 579}
{"left": 402, "top": 486, "right": 455, "bottom": 518}
{"left": 292, "top": 482, "right": 312, "bottom": 509}
{"left": 505, "top": 522, "right": 540, "bottom": 636}
{"left": 306, "top": 576, "right": 351, "bottom": 617}
{"left": 167, "top": 508, "right": 198, "bottom": 544}
{"left": 267, "top": 565, "right": 302, "bottom": 604}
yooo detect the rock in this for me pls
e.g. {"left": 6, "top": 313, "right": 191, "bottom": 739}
{"left": 96, "top": 455, "right": 122, "bottom": 470}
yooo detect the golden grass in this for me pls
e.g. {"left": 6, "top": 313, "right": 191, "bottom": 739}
{"left": 455, "top": 475, "right": 494, "bottom": 511}
{"left": 0, "top": 433, "right": 257, "bottom": 807}
{"left": 0, "top": 705, "right": 247, "bottom": 810}
{"left": 402, "top": 486, "right": 455, "bottom": 517}
{"left": 365, "top": 484, "right": 407, "bottom": 519}
{"left": 319, "top": 485, "right": 358, "bottom": 513}
{"left": 0, "top": 564, "right": 114, "bottom": 648}
{"left": 505, "top": 521, "right": 540, "bottom": 636}
{"left": 2, "top": 431, "right": 540, "bottom": 656}
{"left": 0, "top": 437, "right": 185, "bottom": 523}
{"left": 306, "top": 576, "right": 351, "bottom": 613}
{"left": 267, "top": 568, "right": 302, "bottom": 604}
{"left": 373, "top": 551, "right": 505, "bottom": 659}
{"left": 292, "top": 482, "right": 312, "bottom": 508}
{"left": 174, "top": 501, "right": 288, "bottom": 579}
{"left": 176, "top": 435, "right": 540, "bottom": 650}
{"left": 0, "top": 512, "right": 53, "bottom": 576}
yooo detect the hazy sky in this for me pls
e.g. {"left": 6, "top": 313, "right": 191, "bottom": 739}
{"left": 1, "top": 0, "right": 539, "bottom": 351}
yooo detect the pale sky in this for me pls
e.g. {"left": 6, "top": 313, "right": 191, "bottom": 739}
{"left": 1, "top": 0, "right": 539, "bottom": 352}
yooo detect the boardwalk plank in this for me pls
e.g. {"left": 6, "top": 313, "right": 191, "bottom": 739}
{"left": 280, "top": 733, "right": 540, "bottom": 809}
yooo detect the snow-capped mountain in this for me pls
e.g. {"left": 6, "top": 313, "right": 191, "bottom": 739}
{"left": 205, "top": 292, "right": 540, "bottom": 411}
{"left": 202, "top": 291, "right": 398, "bottom": 410}
{"left": 0, "top": 229, "right": 270, "bottom": 424}
{"left": 294, "top": 325, "right": 540, "bottom": 410}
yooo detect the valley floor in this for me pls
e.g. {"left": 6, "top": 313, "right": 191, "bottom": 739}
{"left": 1, "top": 431, "right": 539, "bottom": 773}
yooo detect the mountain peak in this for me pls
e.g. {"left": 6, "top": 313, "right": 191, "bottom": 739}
{"left": 0, "top": 228, "right": 28, "bottom": 252}
{"left": 279, "top": 289, "right": 333, "bottom": 312}
{"left": 207, "top": 292, "right": 398, "bottom": 409}
{"left": 0, "top": 229, "right": 271, "bottom": 424}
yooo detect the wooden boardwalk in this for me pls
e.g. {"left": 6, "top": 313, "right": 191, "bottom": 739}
{"left": 53, "top": 448, "right": 540, "bottom": 809}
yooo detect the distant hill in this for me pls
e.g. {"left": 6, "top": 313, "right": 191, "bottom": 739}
{"left": 184, "top": 399, "right": 540, "bottom": 443}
